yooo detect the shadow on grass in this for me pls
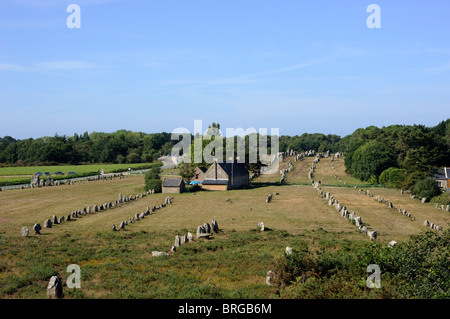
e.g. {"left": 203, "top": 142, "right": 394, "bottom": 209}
{"left": 248, "top": 182, "right": 284, "bottom": 189}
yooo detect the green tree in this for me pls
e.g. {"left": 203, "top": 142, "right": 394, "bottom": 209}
{"left": 179, "top": 162, "right": 196, "bottom": 182}
{"left": 144, "top": 166, "right": 162, "bottom": 192}
{"left": 350, "top": 141, "right": 397, "bottom": 182}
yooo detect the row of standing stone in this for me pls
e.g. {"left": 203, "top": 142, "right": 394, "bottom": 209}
{"left": 151, "top": 219, "right": 220, "bottom": 257}
{"left": 314, "top": 182, "right": 377, "bottom": 240}
{"left": 372, "top": 193, "right": 415, "bottom": 221}
{"left": 21, "top": 190, "right": 156, "bottom": 237}
{"left": 112, "top": 196, "right": 173, "bottom": 231}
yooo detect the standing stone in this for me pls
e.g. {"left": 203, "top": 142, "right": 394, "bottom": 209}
{"left": 139, "top": 212, "right": 145, "bottom": 219}
{"left": 388, "top": 241, "right": 397, "bottom": 248}
{"left": 181, "top": 235, "right": 188, "bottom": 244}
{"left": 52, "top": 215, "right": 58, "bottom": 225}
{"left": 355, "top": 217, "right": 362, "bottom": 227}
{"left": 203, "top": 223, "right": 211, "bottom": 234}
{"left": 368, "top": 231, "right": 377, "bottom": 240}
{"left": 119, "top": 221, "right": 126, "bottom": 230}
{"left": 196, "top": 226, "right": 206, "bottom": 238}
{"left": 45, "top": 175, "right": 52, "bottom": 187}
{"left": 152, "top": 251, "right": 169, "bottom": 257}
{"left": 58, "top": 216, "right": 64, "bottom": 224}
{"left": 21, "top": 226, "right": 29, "bottom": 237}
{"left": 174, "top": 235, "right": 181, "bottom": 247}
{"left": 33, "top": 223, "right": 42, "bottom": 235}
{"left": 211, "top": 219, "right": 219, "bottom": 233}
{"left": 187, "top": 232, "right": 194, "bottom": 241}
{"left": 44, "top": 219, "right": 52, "bottom": 228}
{"left": 285, "top": 247, "right": 293, "bottom": 255}
{"left": 349, "top": 212, "right": 356, "bottom": 221}
{"left": 421, "top": 198, "right": 427, "bottom": 204}
{"left": 31, "top": 173, "right": 40, "bottom": 188}
{"left": 112, "top": 224, "right": 117, "bottom": 231}
{"left": 118, "top": 193, "right": 123, "bottom": 203}
{"left": 266, "top": 270, "right": 275, "bottom": 286}
{"left": 66, "top": 214, "right": 71, "bottom": 221}
{"left": 258, "top": 222, "right": 265, "bottom": 231}
{"left": 47, "top": 276, "right": 63, "bottom": 299}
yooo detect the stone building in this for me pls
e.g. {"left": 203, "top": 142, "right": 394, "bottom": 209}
{"left": 202, "top": 159, "right": 249, "bottom": 191}
{"left": 191, "top": 166, "right": 207, "bottom": 183}
{"left": 162, "top": 178, "right": 185, "bottom": 193}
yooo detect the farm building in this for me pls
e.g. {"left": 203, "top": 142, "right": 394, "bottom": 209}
{"left": 162, "top": 177, "right": 185, "bottom": 193}
{"left": 202, "top": 159, "right": 249, "bottom": 191}
{"left": 191, "top": 166, "right": 207, "bottom": 183}
{"left": 433, "top": 167, "right": 450, "bottom": 191}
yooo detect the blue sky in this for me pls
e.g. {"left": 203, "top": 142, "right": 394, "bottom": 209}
{"left": 1, "top": 0, "right": 449, "bottom": 139}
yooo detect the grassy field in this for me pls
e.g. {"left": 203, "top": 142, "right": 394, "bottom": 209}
{"left": 0, "top": 156, "right": 448, "bottom": 299}
{"left": 0, "top": 163, "right": 157, "bottom": 177}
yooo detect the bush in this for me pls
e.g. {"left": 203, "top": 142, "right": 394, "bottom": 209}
{"left": 379, "top": 167, "right": 407, "bottom": 188}
{"left": 185, "top": 184, "right": 203, "bottom": 193}
{"left": 144, "top": 167, "right": 162, "bottom": 193}
{"left": 412, "top": 177, "right": 442, "bottom": 199}
{"left": 430, "top": 192, "right": 450, "bottom": 206}
{"left": 276, "top": 230, "right": 450, "bottom": 298}
{"left": 350, "top": 141, "right": 397, "bottom": 182}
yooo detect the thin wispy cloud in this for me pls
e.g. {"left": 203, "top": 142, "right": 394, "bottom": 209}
{"left": 36, "top": 61, "right": 97, "bottom": 70}
{"left": 426, "top": 60, "right": 450, "bottom": 74}
{"left": 0, "top": 63, "right": 29, "bottom": 71}
{"left": 160, "top": 58, "right": 327, "bottom": 87}
{"left": 0, "top": 61, "right": 98, "bottom": 72}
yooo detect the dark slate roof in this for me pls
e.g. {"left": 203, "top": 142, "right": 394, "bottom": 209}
{"left": 433, "top": 167, "right": 450, "bottom": 180}
{"left": 196, "top": 167, "right": 208, "bottom": 173}
{"left": 217, "top": 161, "right": 249, "bottom": 177}
{"left": 202, "top": 179, "right": 229, "bottom": 185}
{"left": 162, "top": 178, "right": 183, "bottom": 187}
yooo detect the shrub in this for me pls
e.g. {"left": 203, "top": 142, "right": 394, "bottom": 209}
{"left": 379, "top": 167, "right": 407, "bottom": 188}
{"left": 412, "top": 177, "right": 442, "bottom": 199}
{"left": 185, "top": 184, "right": 203, "bottom": 193}
{"left": 430, "top": 192, "right": 450, "bottom": 206}
{"left": 144, "top": 166, "right": 162, "bottom": 193}
{"left": 276, "top": 230, "right": 450, "bottom": 299}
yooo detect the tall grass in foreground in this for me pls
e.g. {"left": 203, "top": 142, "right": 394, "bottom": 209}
{"left": 0, "top": 227, "right": 448, "bottom": 299}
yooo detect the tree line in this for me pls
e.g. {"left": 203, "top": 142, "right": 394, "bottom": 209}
{"left": 1, "top": 119, "right": 449, "bottom": 195}
{"left": 0, "top": 130, "right": 176, "bottom": 165}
